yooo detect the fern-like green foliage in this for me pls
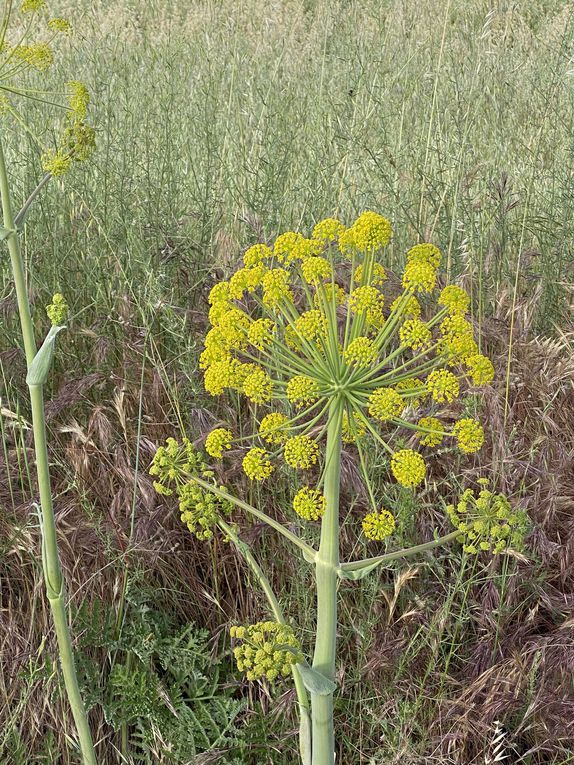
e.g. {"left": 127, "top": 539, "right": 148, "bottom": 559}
{"left": 76, "top": 589, "right": 245, "bottom": 763}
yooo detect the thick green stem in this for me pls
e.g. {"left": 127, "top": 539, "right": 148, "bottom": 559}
{"left": 311, "top": 398, "right": 343, "bottom": 765}
{"left": 0, "top": 138, "right": 97, "bottom": 765}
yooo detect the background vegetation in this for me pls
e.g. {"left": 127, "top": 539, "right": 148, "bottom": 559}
{"left": 1, "top": 0, "right": 573, "bottom": 762}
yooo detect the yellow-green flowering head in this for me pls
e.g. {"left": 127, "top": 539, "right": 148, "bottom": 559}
{"left": 465, "top": 354, "right": 495, "bottom": 386}
{"left": 439, "top": 285, "right": 470, "bottom": 316}
{"left": 0, "top": 5, "right": 95, "bottom": 173}
{"left": 46, "top": 293, "right": 68, "bottom": 326}
{"left": 391, "top": 449, "right": 427, "bottom": 488}
{"left": 452, "top": 418, "right": 484, "bottom": 453}
{"left": 293, "top": 486, "right": 326, "bottom": 521}
{"left": 259, "top": 412, "right": 290, "bottom": 444}
{"left": 407, "top": 243, "right": 442, "bottom": 268}
{"left": 312, "top": 217, "right": 345, "bottom": 243}
{"left": 243, "top": 448, "right": 274, "bottom": 481}
{"left": 230, "top": 621, "right": 303, "bottom": 682}
{"left": 362, "top": 509, "right": 396, "bottom": 541}
{"left": 179, "top": 482, "right": 233, "bottom": 540}
{"left": 446, "top": 482, "right": 529, "bottom": 554}
{"left": 191, "top": 212, "right": 492, "bottom": 521}
{"left": 205, "top": 428, "right": 233, "bottom": 459}
{"left": 348, "top": 211, "right": 392, "bottom": 253}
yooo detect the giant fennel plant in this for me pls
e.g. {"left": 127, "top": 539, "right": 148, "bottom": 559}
{"left": 151, "top": 211, "right": 528, "bottom": 764}
{"left": 1, "top": 2, "right": 96, "bottom": 764}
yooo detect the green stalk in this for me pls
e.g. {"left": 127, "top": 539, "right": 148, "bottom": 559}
{"left": 218, "top": 519, "right": 312, "bottom": 765}
{"left": 0, "top": 138, "right": 97, "bottom": 765}
{"left": 310, "top": 397, "right": 344, "bottom": 765}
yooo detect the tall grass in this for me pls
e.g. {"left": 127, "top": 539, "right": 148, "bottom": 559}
{"left": 1, "top": 1, "right": 574, "bottom": 763}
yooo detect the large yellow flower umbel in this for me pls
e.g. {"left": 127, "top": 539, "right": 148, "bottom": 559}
{"left": 201, "top": 211, "right": 492, "bottom": 496}
{"left": 152, "top": 211, "right": 499, "bottom": 765}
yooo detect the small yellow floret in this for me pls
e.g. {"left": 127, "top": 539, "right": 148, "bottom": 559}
{"left": 259, "top": 413, "right": 290, "bottom": 444}
{"left": 205, "top": 428, "right": 232, "bottom": 459}
{"left": 452, "top": 418, "right": 484, "bottom": 453}
{"left": 243, "top": 448, "right": 274, "bottom": 481}
{"left": 368, "top": 387, "right": 405, "bottom": 421}
{"left": 293, "top": 486, "right": 326, "bottom": 520}
{"left": 284, "top": 435, "right": 319, "bottom": 469}
{"left": 391, "top": 449, "right": 426, "bottom": 487}
{"left": 362, "top": 509, "right": 396, "bottom": 540}
{"left": 426, "top": 369, "right": 460, "bottom": 403}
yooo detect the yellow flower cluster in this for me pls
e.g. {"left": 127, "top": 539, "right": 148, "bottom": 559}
{"left": 248, "top": 318, "right": 275, "bottom": 351}
{"left": 439, "top": 285, "right": 470, "bottom": 315}
{"left": 344, "top": 336, "right": 377, "bottom": 367}
{"left": 340, "top": 210, "right": 392, "bottom": 254}
{"left": 446, "top": 482, "right": 528, "bottom": 554}
{"left": 362, "top": 509, "right": 396, "bottom": 541}
{"left": 417, "top": 416, "right": 444, "bottom": 447}
{"left": 294, "top": 309, "right": 328, "bottom": 343}
{"left": 312, "top": 217, "right": 345, "bottom": 243}
{"left": 293, "top": 486, "right": 326, "bottom": 520}
{"left": 399, "top": 318, "right": 431, "bottom": 351}
{"left": 205, "top": 428, "right": 232, "bottom": 459}
{"left": 301, "top": 256, "right": 332, "bottom": 283}
{"left": 262, "top": 268, "right": 293, "bottom": 307}
{"left": 284, "top": 435, "right": 319, "bottom": 469}
{"left": 191, "top": 211, "right": 495, "bottom": 511}
{"left": 390, "top": 294, "right": 421, "bottom": 319}
{"left": 287, "top": 375, "right": 321, "bottom": 408}
{"left": 243, "top": 448, "right": 274, "bottom": 481}
{"left": 465, "top": 353, "right": 495, "bottom": 386}
{"left": 149, "top": 437, "right": 209, "bottom": 495}
{"left": 391, "top": 449, "right": 426, "bottom": 487}
{"left": 407, "top": 243, "right": 442, "bottom": 268}
{"left": 46, "top": 293, "right": 68, "bottom": 326}
{"left": 426, "top": 369, "right": 460, "bottom": 403}
{"left": 259, "top": 412, "right": 290, "bottom": 444}
{"left": 179, "top": 482, "right": 233, "bottom": 540}
{"left": 395, "top": 378, "right": 425, "bottom": 408}
{"left": 244, "top": 243, "right": 272, "bottom": 266}
{"left": 230, "top": 622, "right": 303, "bottom": 682}
{"left": 243, "top": 367, "right": 274, "bottom": 404}
{"left": 452, "top": 418, "right": 484, "bottom": 453}
{"left": 368, "top": 387, "right": 405, "bottom": 421}
{"left": 402, "top": 259, "right": 436, "bottom": 293}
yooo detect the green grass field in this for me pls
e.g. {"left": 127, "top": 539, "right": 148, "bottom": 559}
{"left": 1, "top": 1, "right": 574, "bottom": 763}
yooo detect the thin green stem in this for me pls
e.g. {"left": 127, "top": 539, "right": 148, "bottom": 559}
{"left": 340, "top": 530, "right": 460, "bottom": 573}
{"left": 218, "top": 518, "right": 311, "bottom": 764}
{"left": 0, "top": 137, "right": 97, "bottom": 765}
{"left": 188, "top": 475, "right": 317, "bottom": 560}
